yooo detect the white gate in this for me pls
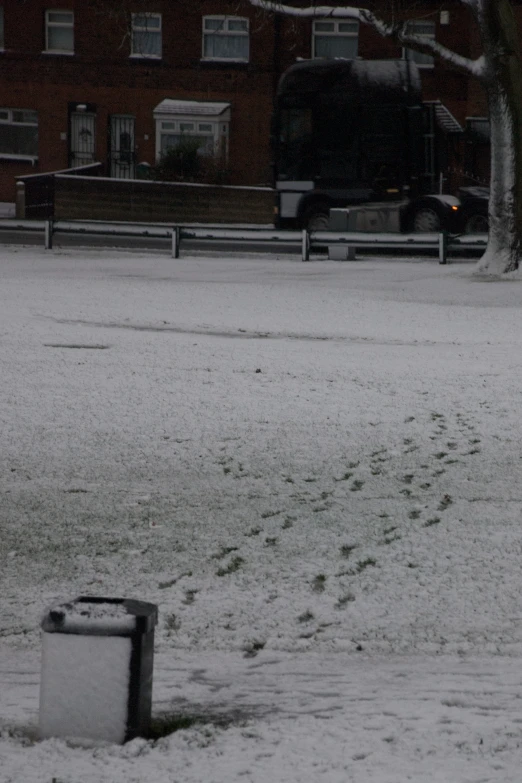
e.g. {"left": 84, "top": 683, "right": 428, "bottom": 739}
{"left": 109, "top": 115, "right": 136, "bottom": 179}
{"left": 70, "top": 112, "right": 96, "bottom": 168}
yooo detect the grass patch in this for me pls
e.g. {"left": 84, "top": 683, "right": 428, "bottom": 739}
{"left": 340, "top": 544, "right": 357, "bottom": 558}
{"left": 350, "top": 480, "right": 365, "bottom": 492}
{"left": 435, "top": 452, "right": 448, "bottom": 460}
{"left": 164, "top": 613, "right": 180, "bottom": 633}
{"left": 149, "top": 711, "right": 235, "bottom": 740}
{"left": 312, "top": 574, "right": 327, "bottom": 592}
{"left": 298, "top": 609, "right": 314, "bottom": 623}
{"left": 216, "top": 556, "right": 245, "bottom": 577}
{"left": 356, "top": 557, "right": 377, "bottom": 573}
{"left": 183, "top": 590, "right": 198, "bottom": 605}
{"left": 211, "top": 546, "right": 239, "bottom": 560}
{"left": 424, "top": 517, "right": 441, "bottom": 527}
{"left": 245, "top": 527, "right": 261, "bottom": 537}
{"left": 334, "top": 471, "right": 353, "bottom": 482}
{"left": 336, "top": 592, "right": 356, "bottom": 608}
{"left": 261, "top": 510, "right": 282, "bottom": 519}
{"left": 438, "top": 494, "right": 453, "bottom": 510}
{"left": 264, "top": 537, "right": 278, "bottom": 547}
{"left": 382, "top": 535, "right": 401, "bottom": 545}
{"left": 408, "top": 510, "right": 421, "bottom": 520}
{"left": 402, "top": 474, "right": 414, "bottom": 484}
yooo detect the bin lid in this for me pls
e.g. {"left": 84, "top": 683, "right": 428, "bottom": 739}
{"left": 41, "top": 596, "right": 158, "bottom": 636}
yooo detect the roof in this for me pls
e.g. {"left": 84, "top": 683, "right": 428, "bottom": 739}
{"left": 153, "top": 99, "right": 231, "bottom": 119}
{"left": 425, "top": 100, "right": 463, "bottom": 133}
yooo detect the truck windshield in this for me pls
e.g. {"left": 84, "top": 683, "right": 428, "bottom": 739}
{"left": 274, "top": 93, "right": 409, "bottom": 190}
{"left": 277, "top": 101, "right": 313, "bottom": 180}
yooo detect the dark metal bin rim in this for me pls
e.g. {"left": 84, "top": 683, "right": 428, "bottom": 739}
{"left": 41, "top": 596, "right": 158, "bottom": 636}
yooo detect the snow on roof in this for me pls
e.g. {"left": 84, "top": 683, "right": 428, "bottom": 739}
{"left": 279, "top": 59, "right": 421, "bottom": 102}
{"left": 153, "top": 99, "right": 231, "bottom": 118}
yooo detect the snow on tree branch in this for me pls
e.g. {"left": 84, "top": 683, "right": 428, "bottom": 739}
{"left": 246, "top": 0, "right": 360, "bottom": 20}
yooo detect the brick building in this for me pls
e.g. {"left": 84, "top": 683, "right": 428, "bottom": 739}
{"left": 0, "top": 0, "right": 493, "bottom": 204}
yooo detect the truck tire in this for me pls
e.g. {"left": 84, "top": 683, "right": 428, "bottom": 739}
{"left": 301, "top": 202, "right": 330, "bottom": 231}
{"left": 410, "top": 206, "right": 442, "bottom": 233}
{"left": 463, "top": 212, "right": 488, "bottom": 234}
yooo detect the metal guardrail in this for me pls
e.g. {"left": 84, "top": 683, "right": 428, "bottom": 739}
{"left": 0, "top": 218, "right": 488, "bottom": 263}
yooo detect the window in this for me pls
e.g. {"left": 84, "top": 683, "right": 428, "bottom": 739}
{"left": 202, "top": 16, "right": 249, "bottom": 62}
{"left": 312, "top": 19, "right": 358, "bottom": 59}
{"left": 131, "top": 13, "right": 162, "bottom": 58}
{"left": 45, "top": 9, "right": 74, "bottom": 53}
{"left": 157, "top": 120, "right": 221, "bottom": 157}
{"left": 154, "top": 99, "right": 231, "bottom": 161}
{"left": 0, "top": 108, "right": 38, "bottom": 160}
{"left": 0, "top": 7, "right": 4, "bottom": 50}
{"left": 404, "top": 20, "right": 435, "bottom": 68}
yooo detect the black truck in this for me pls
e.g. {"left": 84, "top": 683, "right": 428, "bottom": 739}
{"left": 271, "top": 58, "right": 488, "bottom": 233}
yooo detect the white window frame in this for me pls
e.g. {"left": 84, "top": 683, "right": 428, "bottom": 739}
{"left": 155, "top": 118, "right": 229, "bottom": 161}
{"left": 0, "top": 7, "right": 4, "bottom": 51}
{"left": 312, "top": 19, "right": 359, "bottom": 59}
{"left": 0, "top": 108, "right": 38, "bottom": 161}
{"left": 202, "top": 16, "right": 250, "bottom": 63}
{"left": 131, "top": 12, "right": 162, "bottom": 59}
{"left": 45, "top": 9, "right": 74, "bottom": 54}
{"left": 403, "top": 20, "right": 436, "bottom": 68}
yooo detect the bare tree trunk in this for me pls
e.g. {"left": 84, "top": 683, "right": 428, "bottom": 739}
{"left": 474, "top": 0, "right": 522, "bottom": 275}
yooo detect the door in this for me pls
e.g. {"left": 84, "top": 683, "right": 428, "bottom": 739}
{"left": 109, "top": 115, "right": 136, "bottom": 178}
{"left": 69, "top": 112, "right": 96, "bottom": 168}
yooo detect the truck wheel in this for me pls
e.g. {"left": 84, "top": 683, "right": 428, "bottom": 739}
{"left": 464, "top": 213, "right": 488, "bottom": 233}
{"left": 410, "top": 206, "right": 441, "bottom": 233}
{"left": 301, "top": 203, "right": 330, "bottom": 231}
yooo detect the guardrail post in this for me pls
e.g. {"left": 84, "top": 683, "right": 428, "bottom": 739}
{"left": 45, "top": 220, "right": 53, "bottom": 250}
{"left": 171, "top": 226, "right": 180, "bottom": 259}
{"left": 438, "top": 231, "right": 448, "bottom": 265}
{"left": 301, "top": 229, "right": 310, "bottom": 262}
{"left": 16, "top": 181, "right": 26, "bottom": 219}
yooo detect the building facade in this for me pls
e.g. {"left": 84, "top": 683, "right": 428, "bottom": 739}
{"left": 0, "top": 0, "right": 492, "bottom": 204}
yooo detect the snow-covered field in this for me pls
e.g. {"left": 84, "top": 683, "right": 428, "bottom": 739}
{"left": 2, "top": 245, "right": 522, "bottom": 781}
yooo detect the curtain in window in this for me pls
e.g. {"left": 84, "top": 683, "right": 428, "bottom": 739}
{"left": 133, "top": 30, "right": 161, "bottom": 57}
{"left": 48, "top": 26, "right": 73, "bottom": 51}
{"left": 161, "top": 134, "right": 214, "bottom": 156}
{"left": 0, "top": 125, "right": 38, "bottom": 156}
{"left": 314, "top": 36, "right": 358, "bottom": 59}
{"left": 203, "top": 34, "right": 248, "bottom": 60}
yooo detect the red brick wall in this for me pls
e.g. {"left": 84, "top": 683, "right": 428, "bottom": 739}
{"left": 0, "top": 0, "right": 504, "bottom": 203}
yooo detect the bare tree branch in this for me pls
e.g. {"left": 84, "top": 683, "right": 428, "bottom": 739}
{"left": 247, "top": 0, "right": 485, "bottom": 76}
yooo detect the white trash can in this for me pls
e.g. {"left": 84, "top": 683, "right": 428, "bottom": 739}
{"left": 39, "top": 596, "right": 157, "bottom": 744}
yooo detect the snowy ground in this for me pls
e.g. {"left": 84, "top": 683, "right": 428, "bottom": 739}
{"left": 1, "top": 245, "right": 522, "bottom": 781}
